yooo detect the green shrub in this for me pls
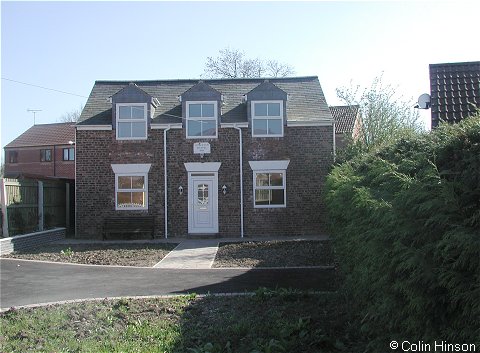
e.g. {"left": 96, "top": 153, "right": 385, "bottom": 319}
{"left": 325, "top": 115, "right": 480, "bottom": 351}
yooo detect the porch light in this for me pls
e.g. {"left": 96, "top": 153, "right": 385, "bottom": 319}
{"left": 178, "top": 186, "right": 183, "bottom": 195}
{"left": 222, "top": 185, "right": 227, "bottom": 195}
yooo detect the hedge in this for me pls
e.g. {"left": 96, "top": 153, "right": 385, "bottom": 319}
{"left": 325, "top": 115, "right": 480, "bottom": 351}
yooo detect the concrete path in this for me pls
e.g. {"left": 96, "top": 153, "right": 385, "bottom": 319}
{"left": 154, "top": 240, "right": 219, "bottom": 269}
{"left": 0, "top": 258, "right": 335, "bottom": 309}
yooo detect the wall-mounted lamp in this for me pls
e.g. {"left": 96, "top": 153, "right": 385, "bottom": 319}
{"left": 222, "top": 185, "right": 227, "bottom": 195}
{"left": 178, "top": 186, "right": 183, "bottom": 195}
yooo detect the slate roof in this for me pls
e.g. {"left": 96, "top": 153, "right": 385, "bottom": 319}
{"left": 430, "top": 61, "right": 480, "bottom": 128}
{"left": 5, "top": 122, "right": 76, "bottom": 148}
{"left": 329, "top": 105, "right": 359, "bottom": 134}
{"left": 78, "top": 76, "right": 333, "bottom": 125}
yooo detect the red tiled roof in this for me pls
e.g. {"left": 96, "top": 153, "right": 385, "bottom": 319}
{"left": 430, "top": 61, "right": 480, "bottom": 128}
{"left": 5, "top": 122, "right": 76, "bottom": 148}
{"left": 329, "top": 105, "right": 359, "bottom": 134}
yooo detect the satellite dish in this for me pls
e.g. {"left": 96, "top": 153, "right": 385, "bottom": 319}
{"left": 416, "top": 93, "right": 431, "bottom": 109}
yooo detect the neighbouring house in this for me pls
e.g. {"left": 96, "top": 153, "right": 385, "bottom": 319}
{"left": 430, "top": 61, "right": 480, "bottom": 128}
{"left": 76, "top": 76, "right": 334, "bottom": 239}
{"left": 329, "top": 105, "right": 362, "bottom": 149}
{"left": 4, "top": 122, "right": 76, "bottom": 180}
{"left": 3, "top": 122, "right": 76, "bottom": 235}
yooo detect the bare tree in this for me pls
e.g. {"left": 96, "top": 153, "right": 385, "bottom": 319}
{"left": 204, "top": 48, "right": 295, "bottom": 79}
{"left": 336, "top": 74, "right": 423, "bottom": 148}
{"left": 58, "top": 104, "right": 84, "bottom": 123}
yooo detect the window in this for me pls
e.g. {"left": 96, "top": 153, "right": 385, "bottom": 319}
{"left": 116, "top": 103, "right": 147, "bottom": 140}
{"left": 8, "top": 151, "right": 18, "bottom": 163}
{"left": 40, "top": 149, "right": 52, "bottom": 162}
{"left": 112, "top": 164, "right": 151, "bottom": 210}
{"left": 116, "top": 175, "right": 147, "bottom": 210}
{"left": 249, "top": 160, "right": 290, "bottom": 208}
{"left": 252, "top": 101, "right": 283, "bottom": 137}
{"left": 63, "top": 147, "right": 75, "bottom": 161}
{"left": 186, "top": 101, "right": 218, "bottom": 138}
{"left": 253, "top": 171, "right": 286, "bottom": 207}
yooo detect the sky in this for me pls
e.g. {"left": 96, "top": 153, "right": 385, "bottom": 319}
{"left": 1, "top": 1, "right": 480, "bottom": 156}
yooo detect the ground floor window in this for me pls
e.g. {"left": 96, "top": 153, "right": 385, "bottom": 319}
{"left": 111, "top": 164, "right": 151, "bottom": 210}
{"left": 248, "top": 160, "right": 290, "bottom": 208}
{"left": 254, "top": 171, "right": 286, "bottom": 207}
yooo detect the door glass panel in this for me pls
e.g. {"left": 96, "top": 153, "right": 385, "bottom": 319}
{"left": 197, "top": 183, "right": 209, "bottom": 205}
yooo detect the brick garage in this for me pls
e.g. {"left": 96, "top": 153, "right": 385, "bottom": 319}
{"left": 76, "top": 77, "right": 334, "bottom": 239}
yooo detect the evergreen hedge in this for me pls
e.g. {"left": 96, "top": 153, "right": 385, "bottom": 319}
{"left": 325, "top": 115, "right": 480, "bottom": 351}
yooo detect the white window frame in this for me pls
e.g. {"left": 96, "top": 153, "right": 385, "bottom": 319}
{"left": 63, "top": 147, "right": 75, "bottom": 161}
{"left": 112, "top": 164, "right": 151, "bottom": 211}
{"left": 251, "top": 100, "right": 284, "bottom": 137}
{"left": 186, "top": 101, "right": 218, "bottom": 139}
{"left": 116, "top": 103, "right": 148, "bottom": 140}
{"left": 249, "top": 160, "right": 290, "bottom": 209}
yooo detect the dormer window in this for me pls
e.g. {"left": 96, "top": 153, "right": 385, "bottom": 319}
{"left": 116, "top": 103, "right": 147, "bottom": 140}
{"left": 186, "top": 101, "right": 218, "bottom": 138}
{"left": 252, "top": 101, "right": 283, "bottom": 137}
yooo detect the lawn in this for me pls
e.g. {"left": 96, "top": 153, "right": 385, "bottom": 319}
{"left": 2, "top": 243, "right": 178, "bottom": 267}
{"left": 0, "top": 290, "right": 354, "bottom": 353}
{"left": 214, "top": 240, "right": 335, "bottom": 268}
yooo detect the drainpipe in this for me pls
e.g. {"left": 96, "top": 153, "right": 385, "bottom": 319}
{"left": 233, "top": 125, "right": 244, "bottom": 238}
{"left": 332, "top": 120, "right": 336, "bottom": 163}
{"left": 163, "top": 126, "right": 171, "bottom": 239}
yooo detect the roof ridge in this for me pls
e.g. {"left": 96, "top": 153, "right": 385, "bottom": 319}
{"left": 95, "top": 76, "right": 319, "bottom": 85}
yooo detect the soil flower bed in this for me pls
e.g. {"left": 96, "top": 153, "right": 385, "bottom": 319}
{"left": 213, "top": 240, "right": 334, "bottom": 268}
{"left": 2, "top": 243, "right": 178, "bottom": 267}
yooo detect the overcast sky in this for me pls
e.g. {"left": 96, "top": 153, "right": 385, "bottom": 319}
{"left": 2, "top": 1, "right": 479, "bottom": 153}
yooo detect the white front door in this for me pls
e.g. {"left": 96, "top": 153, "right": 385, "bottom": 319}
{"left": 188, "top": 173, "right": 218, "bottom": 234}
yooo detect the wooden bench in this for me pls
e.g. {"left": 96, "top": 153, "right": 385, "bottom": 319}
{"left": 103, "top": 216, "right": 155, "bottom": 240}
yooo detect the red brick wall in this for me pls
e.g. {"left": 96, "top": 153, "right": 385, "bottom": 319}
{"left": 76, "top": 126, "right": 333, "bottom": 239}
{"left": 4, "top": 145, "right": 75, "bottom": 180}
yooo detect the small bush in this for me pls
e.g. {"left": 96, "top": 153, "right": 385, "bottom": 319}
{"left": 325, "top": 115, "right": 480, "bottom": 351}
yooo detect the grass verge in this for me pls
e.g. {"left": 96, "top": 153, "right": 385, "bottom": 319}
{"left": 0, "top": 289, "right": 355, "bottom": 353}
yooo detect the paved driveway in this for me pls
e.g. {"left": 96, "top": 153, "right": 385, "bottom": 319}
{"left": 0, "top": 259, "right": 335, "bottom": 309}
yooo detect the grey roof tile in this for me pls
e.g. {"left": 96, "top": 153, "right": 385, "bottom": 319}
{"left": 78, "top": 77, "right": 333, "bottom": 125}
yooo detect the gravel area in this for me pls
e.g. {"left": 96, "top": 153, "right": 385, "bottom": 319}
{"left": 2, "top": 243, "right": 178, "bottom": 267}
{"left": 213, "top": 240, "right": 334, "bottom": 268}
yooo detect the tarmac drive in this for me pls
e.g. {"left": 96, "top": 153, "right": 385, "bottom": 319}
{"left": 0, "top": 258, "right": 335, "bottom": 309}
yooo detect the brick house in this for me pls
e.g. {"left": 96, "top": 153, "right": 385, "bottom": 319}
{"left": 329, "top": 105, "right": 362, "bottom": 150}
{"left": 4, "top": 122, "right": 76, "bottom": 180}
{"left": 76, "top": 76, "right": 334, "bottom": 238}
{"left": 429, "top": 61, "right": 480, "bottom": 128}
